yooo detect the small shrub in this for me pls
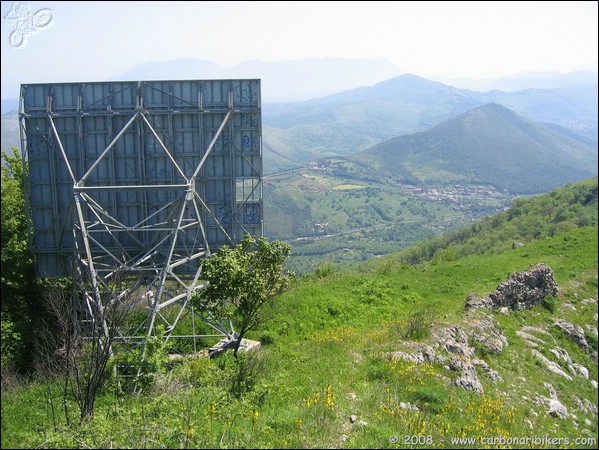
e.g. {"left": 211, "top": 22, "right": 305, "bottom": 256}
{"left": 174, "top": 354, "right": 218, "bottom": 387}
{"left": 375, "top": 260, "right": 397, "bottom": 275}
{"left": 0, "top": 367, "right": 25, "bottom": 392}
{"left": 470, "top": 337, "right": 490, "bottom": 359}
{"left": 399, "top": 290, "right": 424, "bottom": 304}
{"left": 325, "top": 306, "right": 340, "bottom": 317}
{"left": 585, "top": 330, "right": 598, "bottom": 352}
{"left": 259, "top": 333, "right": 275, "bottom": 346}
{"left": 217, "top": 350, "right": 268, "bottom": 399}
{"left": 431, "top": 248, "right": 456, "bottom": 265}
{"left": 399, "top": 310, "right": 434, "bottom": 341}
{"left": 541, "top": 295, "right": 557, "bottom": 313}
{"left": 110, "top": 328, "right": 168, "bottom": 394}
{"left": 0, "top": 319, "right": 21, "bottom": 370}
{"left": 357, "top": 280, "right": 392, "bottom": 305}
{"left": 313, "top": 260, "right": 335, "bottom": 279}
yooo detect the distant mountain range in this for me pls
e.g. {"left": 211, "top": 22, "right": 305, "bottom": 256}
{"left": 113, "top": 57, "right": 403, "bottom": 103}
{"left": 431, "top": 70, "right": 599, "bottom": 92}
{"left": 263, "top": 73, "right": 598, "bottom": 173}
{"left": 3, "top": 67, "right": 597, "bottom": 193}
{"left": 113, "top": 60, "right": 599, "bottom": 103}
{"left": 331, "top": 103, "right": 597, "bottom": 194}
{"left": 0, "top": 57, "right": 403, "bottom": 114}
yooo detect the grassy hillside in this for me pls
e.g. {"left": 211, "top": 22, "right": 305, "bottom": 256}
{"left": 2, "top": 181, "right": 597, "bottom": 448}
{"left": 344, "top": 104, "right": 597, "bottom": 195}
{"left": 391, "top": 177, "right": 598, "bottom": 265}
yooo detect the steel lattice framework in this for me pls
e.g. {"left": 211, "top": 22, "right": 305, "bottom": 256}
{"left": 19, "top": 80, "right": 263, "bottom": 352}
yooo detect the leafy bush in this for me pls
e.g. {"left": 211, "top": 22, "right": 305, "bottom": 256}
{"left": 431, "top": 248, "right": 456, "bottom": 265}
{"left": 110, "top": 327, "right": 168, "bottom": 394}
{"left": 398, "top": 290, "right": 424, "bottom": 305}
{"left": 312, "top": 260, "right": 336, "bottom": 279}
{"left": 0, "top": 317, "right": 21, "bottom": 370}
{"left": 259, "top": 333, "right": 275, "bottom": 346}
{"left": 356, "top": 280, "right": 393, "bottom": 305}
{"left": 1, "top": 149, "right": 39, "bottom": 372}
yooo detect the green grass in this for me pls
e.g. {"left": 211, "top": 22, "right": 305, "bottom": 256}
{"left": 2, "top": 225, "right": 597, "bottom": 448}
{"left": 2, "top": 177, "right": 598, "bottom": 448}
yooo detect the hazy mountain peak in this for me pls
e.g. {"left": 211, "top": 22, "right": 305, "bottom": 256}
{"left": 113, "top": 58, "right": 228, "bottom": 80}
{"left": 451, "top": 102, "right": 522, "bottom": 119}
{"left": 374, "top": 73, "right": 452, "bottom": 91}
{"left": 352, "top": 103, "right": 597, "bottom": 194}
{"left": 110, "top": 57, "right": 402, "bottom": 103}
{"left": 308, "top": 71, "right": 474, "bottom": 105}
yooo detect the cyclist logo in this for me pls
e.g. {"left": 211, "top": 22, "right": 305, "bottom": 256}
{"left": 4, "top": 2, "right": 53, "bottom": 49}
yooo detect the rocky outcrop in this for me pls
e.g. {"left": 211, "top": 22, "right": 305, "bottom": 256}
{"left": 548, "top": 399, "right": 569, "bottom": 419}
{"left": 538, "top": 382, "right": 569, "bottom": 419}
{"left": 384, "top": 313, "right": 507, "bottom": 395}
{"left": 438, "top": 326, "right": 484, "bottom": 395}
{"left": 570, "top": 363, "right": 589, "bottom": 379}
{"left": 384, "top": 349, "right": 434, "bottom": 365}
{"left": 554, "top": 319, "right": 589, "bottom": 352}
{"left": 473, "top": 358, "right": 502, "bottom": 382}
{"left": 490, "top": 264, "right": 558, "bottom": 309}
{"left": 554, "top": 319, "right": 598, "bottom": 361}
{"left": 531, "top": 349, "right": 573, "bottom": 380}
{"left": 467, "top": 313, "right": 509, "bottom": 354}
{"left": 549, "top": 347, "right": 571, "bottom": 364}
{"left": 572, "top": 397, "right": 598, "bottom": 415}
{"left": 516, "top": 330, "right": 547, "bottom": 348}
{"left": 465, "top": 293, "right": 493, "bottom": 310}
{"left": 466, "top": 264, "right": 558, "bottom": 311}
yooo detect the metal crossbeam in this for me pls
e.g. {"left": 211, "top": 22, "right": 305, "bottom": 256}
{"left": 19, "top": 80, "right": 263, "bottom": 356}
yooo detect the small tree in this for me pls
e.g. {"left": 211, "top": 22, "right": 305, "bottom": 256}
{"left": 37, "top": 274, "right": 140, "bottom": 423}
{"left": 192, "top": 235, "right": 294, "bottom": 356}
{"left": 1, "top": 147, "right": 38, "bottom": 372}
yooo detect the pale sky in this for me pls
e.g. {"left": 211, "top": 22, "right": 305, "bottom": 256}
{"left": 1, "top": 0, "right": 598, "bottom": 99}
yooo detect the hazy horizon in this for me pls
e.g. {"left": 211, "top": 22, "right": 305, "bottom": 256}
{"left": 1, "top": 1, "right": 597, "bottom": 101}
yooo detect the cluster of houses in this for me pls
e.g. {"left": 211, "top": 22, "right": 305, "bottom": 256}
{"left": 399, "top": 183, "right": 508, "bottom": 210}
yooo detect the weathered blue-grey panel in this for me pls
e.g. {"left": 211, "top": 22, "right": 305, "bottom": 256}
{"left": 21, "top": 79, "right": 263, "bottom": 276}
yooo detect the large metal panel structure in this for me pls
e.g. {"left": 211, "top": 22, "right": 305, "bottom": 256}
{"left": 19, "top": 79, "right": 263, "bottom": 348}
